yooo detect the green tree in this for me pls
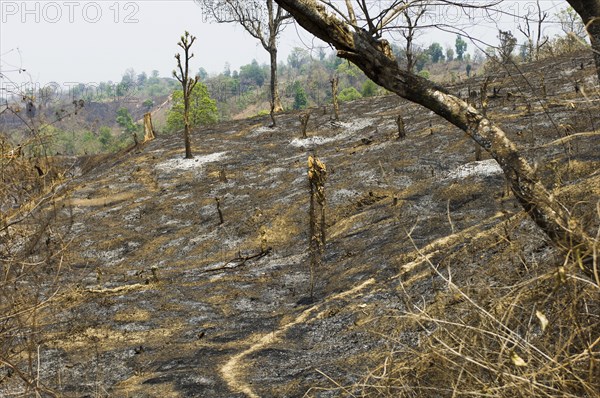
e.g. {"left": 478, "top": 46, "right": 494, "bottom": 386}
{"left": 116, "top": 107, "right": 138, "bottom": 134}
{"left": 121, "top": 68, "right": 136, "bottom": 87}
{"left": 166, "top": 82, "right": 218, "bottom": 133}
{"left": 137, "top": 72, "right": 148, "bottom": 87}
{"left": 338, "top": 87, "right": 362, "bottom": 102}
{"left": 427, "top": 42, "right": 445, "bottom": 63}
{"left": 288, "top": 47, "right": 310, "bottom": 70}
{"left": 98, "top": 126, "right": 113, "bottom": 149}
{"left": 142, "top": 99, "right": 154, "bottom": 111}
{"left": 497, "top": 30, "right": 517, "bottom": 63}
{"left": 198, "top": 67, "right": 208, "bottom": 80}
{"left": 361, "top": 79, "right": 378, "bottom": 97}
{"left": 336, "top": 60, "right": 364, "bottom": 86}
{"left": 415, "top": 52, "right": 429, "bottom": 72}
{"left": 240, "top": 59, "right": 267, "bottom": 87}
{"left": 455, "top": 35, "right": 467, "bottom": 61}
{"left": 150, "top": 70, "right": 160, "bottom": 82}
{"left": 446, "top": 47, "right": 454, "bottom": 62}
{"left": 292, "top": 81, "right": 308, "bottom": 110}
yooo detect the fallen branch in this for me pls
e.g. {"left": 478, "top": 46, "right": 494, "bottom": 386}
{"left": 202, "top": 247, "right": 273, "bottom": 273}
{"left": 86, "top": 283, "right": 149, "bottom": 294}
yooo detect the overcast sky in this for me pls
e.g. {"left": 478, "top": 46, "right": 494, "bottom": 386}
{"left": 1, "top": 0, "right": 570, "bottom": 94}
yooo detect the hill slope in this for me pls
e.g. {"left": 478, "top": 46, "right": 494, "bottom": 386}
{"left": 2, "top": 52, "right": 599, "bottom": 397}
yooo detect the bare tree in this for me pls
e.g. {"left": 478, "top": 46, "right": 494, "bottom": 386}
{"left": 518, "top": 0, "right": 549, "bottom": 62}
{"left": 566, "top": 0, "right": 600, "bottom": 81}
{"left": 400, "top": 3, "right": 426, "bottom": 72}
{"left": 173, "top": 31, "right": 199, "bottom": 159}
{"left": 274, "top": 0, "right": 597, "bottom": 280}
{"left": 196, "top": 0, "right": 291, "bottom": 113}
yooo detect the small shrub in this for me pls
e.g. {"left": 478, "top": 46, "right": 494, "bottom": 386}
{"left": 338, "top": 87, "right": 362, "bottom": 102}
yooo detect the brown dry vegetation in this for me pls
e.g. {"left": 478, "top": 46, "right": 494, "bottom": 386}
{"left": 1, "top": 52, "right": 599, "bottom": 397}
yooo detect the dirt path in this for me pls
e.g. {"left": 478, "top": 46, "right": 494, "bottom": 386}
{"left": 221, "top": 278, "right": 376, "bottom": 397}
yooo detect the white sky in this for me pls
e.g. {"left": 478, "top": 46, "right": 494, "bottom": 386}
{"left": 0, "top": 0, "right": 570, "bottom": 95}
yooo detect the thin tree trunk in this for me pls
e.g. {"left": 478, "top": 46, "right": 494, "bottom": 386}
{"left": 184, "top": 95, "right": 193, "bottom": 159}
{"left": 275, "top": 0, "right": 596, "bottom": 279}
{"left": 406, "top": 34, "right": 415, "bottom": 72}
{"left": 270, "top": 46, "right": 284, "bottom": 113}
{"left": 330, "top": 76, "right": 339, "bottom": 120}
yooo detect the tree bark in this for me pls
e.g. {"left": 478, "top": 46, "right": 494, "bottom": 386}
{"left": 183, "top": 82, "right": 193, "bottom": 159}
{"left": 330, "top": 76, "right": 339, "bottom": 120}
{"left": 267, "top": 0, "right": 284, "bottom": 113}
{"left": 269, "top": 46, "right": 284, "bottom": 113}
{"left": 567, "top": 0, "right": 600, "bottom": 82}
{"left": 274, "top": 0, "right": 596, "bottom": 279}
{"left": 143, "top": 113, "right": 155, "bottom": 142}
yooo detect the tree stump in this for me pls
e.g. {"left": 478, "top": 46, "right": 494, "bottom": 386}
{"left": 299, "top": 111, "right": 311, "bottom": 138}
{"left": 307, "top": 154, "right": 327, "bottom": 298}
{"left": 396, "top": 114, "right": 405, "bottom": 139}
{"left": 330, "top": 76, "right": 339, "bottom": 121}
{"left": 143, "top": 113, "right": 156, "bottom": 142}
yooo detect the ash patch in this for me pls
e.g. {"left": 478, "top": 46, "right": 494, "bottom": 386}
{"left": 446, "top": 159, "right": 502, "bottom": 179}
{"left": 155, "top": 152, "right": 227, "bottom": 172}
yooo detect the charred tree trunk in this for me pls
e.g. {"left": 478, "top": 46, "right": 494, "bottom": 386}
{"left": 275, "top": 0, "right": 597, "bottom": 280}
{"left": 299, "top": 111, "right": 311, "bottom": 138}
{"left": 143, "top": 113, "right": 155, "bottom": 142}
{"left": 405, "top": 34, "right": 415, "bottom": 73}
{"left": 396, "top": 114, "right": 405, "bottom": 139}
{"left": 308, "top": 155, "right": 327, "bottom": 298}
{"left": 183, "top": 95, "right": 193, "bottom": 159}
{"left": 269, "top": 46, "right": 284, "bottom": 113}
{"left": 330, "top": 76, "right": 340, "bottom": 120}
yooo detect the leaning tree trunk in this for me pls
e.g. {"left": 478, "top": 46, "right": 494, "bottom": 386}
{"left": 589, "top": 27, "right": 600, "bottom": 82}
{"left": 269, "top": 46, "right": 284, "bottom": 113}
{"left": 274, "top": 0, "right": 597, "bottom": 279}
{"left": 567, "top": 0, "right": 600, "bottom": 82}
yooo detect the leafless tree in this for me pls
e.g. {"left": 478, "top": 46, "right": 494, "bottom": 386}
{"left": 518, "top": 0, "right": 549, "bottom": 62}
{"left": 173, "top": 31, "right": 199, "bottom": 159}
{"left": 399, "top": 3, "right": 426, "bottom": 73}
{"left": 274, "top": 0, "right": 597, "bottom": 281}
{"left": 195, "top": 0, "right": 291, "bottom": 113}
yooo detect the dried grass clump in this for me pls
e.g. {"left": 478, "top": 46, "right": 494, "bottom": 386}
{"left": 1, "top": 146, "right": 73, "bottom": 397}
{"left": 314, "top": 221, "right": 599, "bottom": 397}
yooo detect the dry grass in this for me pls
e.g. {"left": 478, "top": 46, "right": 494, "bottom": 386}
{"left": 0, "top": 148, "right": 74, "bottom": 397}
{"left": 314, "top": 218, "right": 600, "bottom": 398}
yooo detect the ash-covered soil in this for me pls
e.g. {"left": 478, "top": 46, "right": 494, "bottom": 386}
{"left": 3, "top": 52, "right": 600, "bottom": 397}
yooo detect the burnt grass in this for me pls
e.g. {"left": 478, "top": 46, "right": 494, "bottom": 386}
{"left": 4, "top": 52, "right": 600, "bottom": 397}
